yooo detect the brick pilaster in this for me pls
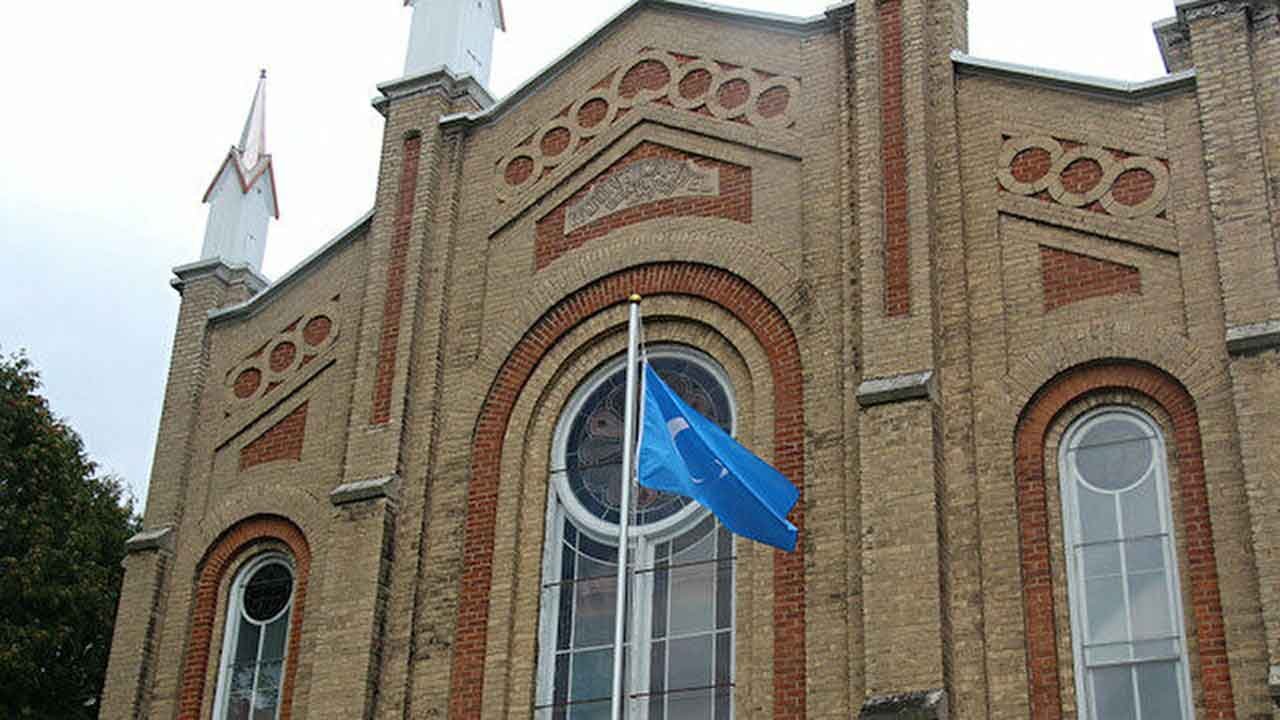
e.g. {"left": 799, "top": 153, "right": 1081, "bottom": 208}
{"left": 100, "top": 260, "right": 265, "bottom": 719}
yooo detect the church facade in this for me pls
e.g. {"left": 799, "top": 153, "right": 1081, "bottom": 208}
{"left": 101, "top": 0, "right": 1280, "bottom": 717}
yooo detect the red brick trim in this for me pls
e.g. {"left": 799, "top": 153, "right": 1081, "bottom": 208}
{"left": 449, "top": 263, "right": 807, "bottom": 718}
{"left": 371, "top": 134, "right": 423, "bottom": 424}
{"left": 239, "top": 402, "right": 308, "bottom": 470}
{"left": 178, "top": 515, "right": 311, "bottom": 720}
{"left": 879, "top": 0, "right": 910, "bottom": 317}
{"left": 535, "top": 142, "right": 752, "bottom": 271}
{"left": 1014, "top": 363, "right": 1236, "bottom": 719}
{"left": 1039, "top": 247, "right": 1141, "bottom": 312}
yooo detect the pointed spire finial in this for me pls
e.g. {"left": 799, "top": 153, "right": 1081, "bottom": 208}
{"left": 238, "top": 71, "right": 268, "bottom": 173}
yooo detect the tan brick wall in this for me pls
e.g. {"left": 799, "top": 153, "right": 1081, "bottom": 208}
{"left": 104, "top": 2, "right": 1280, "bottom": 719}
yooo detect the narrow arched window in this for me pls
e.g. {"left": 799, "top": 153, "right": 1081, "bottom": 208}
{"left": 1059, "top": 408, "right": 1193, "bottom": 719}
{"left": 536, "top": 346, "right": 736, "bottom": 719}
{"left": 212, "top": 553, "right": 296, "bottom": 720}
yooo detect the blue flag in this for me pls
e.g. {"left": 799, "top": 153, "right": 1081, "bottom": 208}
{"left": 637, "top": 363, "right": 799, "bottom": 551}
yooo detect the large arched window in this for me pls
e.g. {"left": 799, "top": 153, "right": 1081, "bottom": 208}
{"left": 1058, "top": 407, "right": 1193, "bottom": 719}
{"left": 537, "top": 346, "right": 736, "bottom": 719}
{"left": 212, "top": 553, "right": 296, "bottom": 720}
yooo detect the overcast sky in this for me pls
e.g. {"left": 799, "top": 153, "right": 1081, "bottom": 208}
{"left": 0, "top": 0, "right": 1175, "bottom": 507}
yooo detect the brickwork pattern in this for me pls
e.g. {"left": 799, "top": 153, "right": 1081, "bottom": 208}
{"left": 999, "top": 136, "right": 1170, "bottom": 220}
{"left": 1039, "top": 246, "right": 1141, "bottom": 311}
{"left": 1014, "top": 363, "right": 1236, "bottom": 719}
{"left": 371, "top": 133, "right": 423, "bottom": 425}
{"left": 177, "top": 516, "right": 310, "bottom": 720}
{"left": 497, "top": 47, "right": 798, "bottom": 202}
{"left": 449, "top": 263, "right": 807, "bottom": 719}
{"left": 878, "top": 0, "right": 910, "bottom": 317}
{"left": 535, "top": 142, "right": 751, "bottom": 270}
{"left": 238, "top": 402, "right": 308, "bottom": 471}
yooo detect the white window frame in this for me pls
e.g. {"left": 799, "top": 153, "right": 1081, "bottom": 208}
{"left": 211, "top": 552, "right": 296, "bottom": 720}
{"left": 536, "top": 345, "right": 737, "bottom": 718}
{"left": 1058, "top": 406, "right": 1194, "bottom": 720}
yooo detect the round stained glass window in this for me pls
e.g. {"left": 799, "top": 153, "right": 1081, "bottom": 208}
{"left": 241, "top": 561, "right": 293, "bottom": 623}
{"left": 561, "top": 351, "right": 733, "bottom": 527}
{"left": 1073, "top": 415, "right": 1155, "bottom": 493}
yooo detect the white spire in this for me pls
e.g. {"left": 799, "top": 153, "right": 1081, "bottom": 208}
{"left": 237, "top": 69, "right": 268, "bottom": 174}
{"left": 403, "top": 0, "right": 506, "bottom": 88}
{"left": 198, "top": 70, "right": 279, "bottom": 274}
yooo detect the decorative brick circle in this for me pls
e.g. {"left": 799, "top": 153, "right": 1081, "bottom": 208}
{"left": 226, "top": 303, "right": 341, "bottom": 408}
{"left": 1014, "top": 363, "right": 1236, "bottom": 719}
{"left": 497, "top": 49, "right": 798, "bottom": 201}
{"left": 301, "top": 316, "right": 332, "bottom": 347}
{"left": 233, "top": 368, "right": 263, "bottom": 399}
{"left": 449, "top": 263, "right": 807, "bottom": 719}
{"left": 269, "top": 342, "right": 297, "bottom": 373}
{"left": 178, "top": 515, "right": 310, "bottom": 720}
{"left": 997, "top": 136, "right": 1170, "bottom": 219}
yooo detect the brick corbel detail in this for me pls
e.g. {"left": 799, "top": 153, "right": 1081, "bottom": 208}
{"left": 1014, "top": 363, "right": 1236, "bottom": 719}
{"left": 177, "top": 516, "right": 311, "bottom": 720}
{"left": 449, "top": 263, "right": 807, "bottom": 719}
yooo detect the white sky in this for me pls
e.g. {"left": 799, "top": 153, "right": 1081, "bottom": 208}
{"left": 0, "top": 0, "right": 1175, "bottom": 507}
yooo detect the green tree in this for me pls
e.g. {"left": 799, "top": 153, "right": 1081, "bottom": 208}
{"left": 0, "top": 351, "right": 139, "bottom": 717}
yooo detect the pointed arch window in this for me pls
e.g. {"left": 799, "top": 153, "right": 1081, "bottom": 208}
{"left": 537, "top": 346, "right": 736, "bottom": 719}
{"left": 213, "top": 553, "right": 296, "bottom": 720}
{"left": 1059, "top": 407, "right": 1193, "bottom": 719}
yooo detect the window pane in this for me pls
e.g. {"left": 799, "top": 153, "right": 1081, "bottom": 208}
{"left": 1137, "top": 661, "right": 1183, "bottom": 719}
{"left": 1084, "top": 574, "right": 1127, "bottom": 644}
{"left": 574, "top": 574, "right": 617, "bottom": 649}
{"left": 667, "top": 635, "right": 713, "bottom": 692}
{"left": 243, "top": 563, "right": 292, "bottom": 623}
{"left": 570, "top": 647, "right": 613, "bottom": 704}
{"left": 1120, "top": 473, "right": 1161, "bottom": 537}
{"left": 569, "top": 699, "right": 610, "bottom": 720}
{"left": 667, "top": 688, "right": 713, "bottom": 720}
{"left": 1075, "top": 418, "right": 1153, "bottom": 492}
{"left": 1128, "top": 570, "right": 1173, "bottom": 639}
{"left": 251, "top": 660, "right": 282, "bottom": 720}
{"left": 226, "top": 665, "right": 255, "bottom": 720}
{"left": 1090, "top": 665, "right": 1137, "bottom": 720}
{"left": 1133, "top": 639, "right": 1178, "bottom": 661}
{"left": 262, "top": 615, "right": 288, "bottom": 663}
{"left": 1084, "top": 642, "right": 1130, "bottom": 664}
{"left": 1081, "top": 543, "right": 1121, "bottom": 578}
{"left": 1077, "top": 484, "right": 1118, "bottom": 543}
{"left": 1124, "top": 538, "right": 1165, "bottom": 574}
{"left": 669, "top": 563, "right": 715, "bottom": 636}
{"left": 233, "top": 619, "right": 261, "bottom": 667}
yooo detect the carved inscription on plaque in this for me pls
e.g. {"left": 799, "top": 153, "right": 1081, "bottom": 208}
{"left": 564, "top": 158, "right": 720, "bottom": 233}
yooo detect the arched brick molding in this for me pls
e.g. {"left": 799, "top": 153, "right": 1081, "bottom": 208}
{"left": 178, "top": 515, "right": 311, "bottom": 720}
{"left": 1014, "top": 362, "right": 1235, "bottom": 719}
{"left": 449, "top": 262, "right": 807, "bottom": 719}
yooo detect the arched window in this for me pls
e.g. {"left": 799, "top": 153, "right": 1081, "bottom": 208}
{"left": 212, "top": 553, "right": 296, "bottom": 720}
{"left": 537, "top": 346, "right": 736, "bottom": 719}
{"left": 1059, "top": 407, "right": 1193, "bottom": 719}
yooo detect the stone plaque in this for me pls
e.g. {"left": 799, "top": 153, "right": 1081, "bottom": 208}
{"left": 564, "top": 158, "right": 720, "bottom": 233}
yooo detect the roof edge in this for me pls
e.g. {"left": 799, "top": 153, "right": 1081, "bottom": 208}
{"left": 209, "top": 209, "right": 375, "bottom": 324}
{"left": 440, "top": 0, "right": 840, "bottom": 130}
{"left": 952, "top": 51, "right": 1197, "bottom": 99}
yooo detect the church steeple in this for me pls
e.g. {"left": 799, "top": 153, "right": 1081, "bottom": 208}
{"left": 403, "top": 0, "right": 506, "bottom": 89}
{"left": 199, "top": 70, "right": 279, "bottom": 274}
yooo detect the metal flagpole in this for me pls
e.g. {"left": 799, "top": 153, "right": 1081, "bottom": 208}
{"left": 610, "top": 294, "right": 642, "bottom": 720}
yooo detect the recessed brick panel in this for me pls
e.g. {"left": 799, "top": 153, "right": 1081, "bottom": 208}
{"left": 239, "top": 402, "right": 308, "bottom": 471}
{"left": 371, "top": 134, "right": 422, "bottom": 425}
{"left": 1040, "top": 246, "right": 1141, "bottom": 311}
{"left": 879, "top": 0, "right": 910, "bottom": 317}
{"left": 1014, "top": 364, "right": 1236, "bottom": 719}
{"left": 449, "top": 263, "right": 806, "bottom": 719}
{"left": 535, "top": 142, "right": 752, "bottom": 270}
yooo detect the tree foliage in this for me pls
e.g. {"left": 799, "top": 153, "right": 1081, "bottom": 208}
{"left": 0, "top": 351, "right": 139, "bottom": 717}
